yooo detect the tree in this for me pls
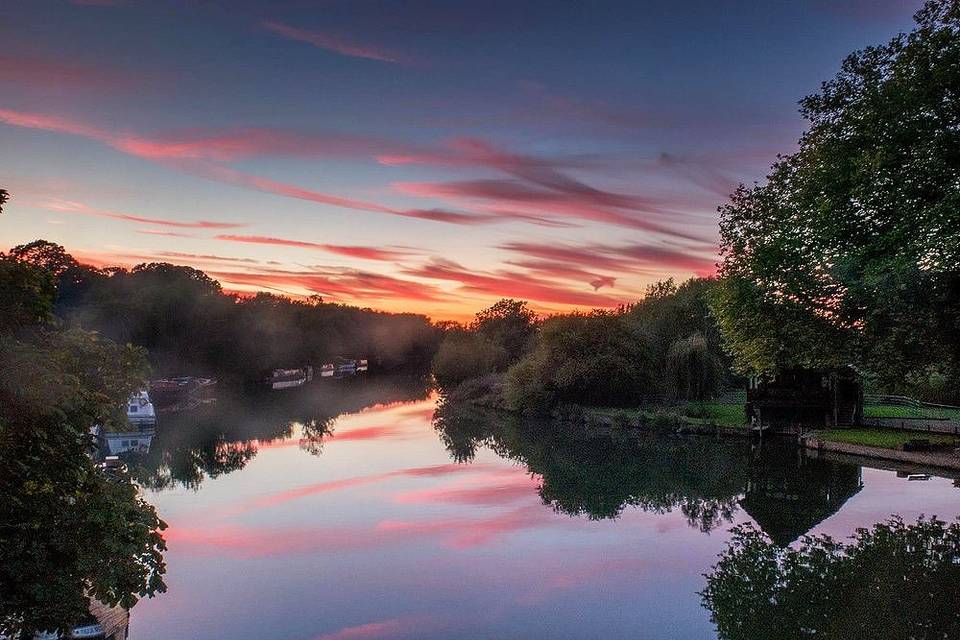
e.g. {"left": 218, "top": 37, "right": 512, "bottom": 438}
{"left": 504, "top": 311, "right": 654, "bottom": 413}
{"left": 470, "top": 299, "right": 538, "bottom": 360}
{"left": 713, "top": 0, "right": 960, "bottom": 388}
{"left": 0, "top": 188, "right": 8, "bottom": 214}
{"left": 0, "top": 242, "right": 167, "bottom": 637}
{"left": 0, "top": 255, "right": 56, "bottom": 333}
{"left": 701, "top": 517, "right": 960, "bottom": 640}
{"left": 628, "top": 278, "right": 728, "bottom": 398}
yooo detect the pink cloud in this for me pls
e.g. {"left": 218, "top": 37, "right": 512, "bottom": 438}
{"left": 39, "top": 198, "right": 245, "bottom": 229}
{"left": 205, "top": 265, "right": 451, "bottom": 303}
{"left": 244, "top": 463, "right": 488, "bottom": 511}
{"left": 328, "top": 425, "right": 414, "bottom": 442}
{"left": 393, "top": 473, "right": 541, "bottom": 507}
{"left": 111, "top": 126, "right": 409, "bottom": 162}
{"left": 135, "top": 229, "right": 197, "bottom": 238}
{"left": 500, "top": 240, "right": 718, "bottom": 278}
{"left": 0, "top": 107, "right": 713, "bottom": 238}
{"left": 0, "top": 55, "right": 131, "bottom": 89}
{"left": 215, "top": 234, "right": 412, "bottom": 261}
{"left": 403, "top": 258, "right": 626, "bottom": 307}
{"left": 263, "top": 21, "right": 412, "bottom": 65}
{"left": 311, "top": 615, "right": 440, "bottom": 640}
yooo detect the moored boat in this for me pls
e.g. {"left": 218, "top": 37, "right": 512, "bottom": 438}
{"left": 150, "top": 376, "right": 217, "bottom": 412}
{"left": 267, "top": 366, "right": 312, "bottom": 390}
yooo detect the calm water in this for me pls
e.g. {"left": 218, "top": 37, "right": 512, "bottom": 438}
{"left": 128, "top": 379, "right": 960, "bottom": 639}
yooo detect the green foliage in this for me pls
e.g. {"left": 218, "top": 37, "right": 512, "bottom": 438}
{"left": 0, "top": 234, "right": 167, "bottom": 636}
{"left": 432, "top": 331, "right": 506, "bottom": 386}
{"left": 701, "top": 516, "right": 960, "bottom": 640}
{"left": 0, "top": 255, "right": 56, "bottom": 333}
{"left": 470, "top": 298, "right": 538, "bottom": 357}
{"left": 0, "top": 333, "right": 165, "bottom": 635}
{"left": 714, "top": 0, "right": 960, "bottom": 383}
{"left": 504, "top": 312, "right": 654, "bottom": 413}
{"left": 432, "top": 299, "right": 538, "bottom": 388}
{"left": 628, "top": 278, "right": 729, "bottom": 399}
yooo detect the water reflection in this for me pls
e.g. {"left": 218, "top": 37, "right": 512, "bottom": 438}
{"left": 15, "top": 384, "right": 957, "bottom": 639}
{"left": 434, "top": 397, "right": 914, "bottom": 543}
{"left": 126, "top": 375, "right": 430, "bottom": 490}
{"left": 702, "top": 516, "right": 960, "bottom": 640}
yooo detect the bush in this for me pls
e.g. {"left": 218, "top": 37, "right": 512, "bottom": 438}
{"left": 505, "top": 312, "right": 654, "bottom": 414}
{"left": 432, "top": 332, "right": 506, "bottom": 386}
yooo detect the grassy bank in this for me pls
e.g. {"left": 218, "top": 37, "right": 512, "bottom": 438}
{"left": 815, "top": 428, "right": 960, "bottom": 450}
{"left": 590, "top": 401, "right": 748, "bottom": 430}
{"left": 864, "top": 404, "right": 960, "bottom": 420}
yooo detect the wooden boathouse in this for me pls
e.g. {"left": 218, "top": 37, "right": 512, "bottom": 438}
{"left": 746, "top": 367, "right": 863, "bottom": 432}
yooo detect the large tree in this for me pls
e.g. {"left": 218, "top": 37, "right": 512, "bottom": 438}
{"left": 713, "top": 0, "right": 960, "bottom": 390}
{"left": 0, "top": 244, "right": 167, "bottom": 637}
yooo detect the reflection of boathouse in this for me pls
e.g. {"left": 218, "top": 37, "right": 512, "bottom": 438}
{"left": 746, "top": 367, "right": 863, "bottom": 430}
{"left": 739, "top": 444, "right": 863, "bottom": 546}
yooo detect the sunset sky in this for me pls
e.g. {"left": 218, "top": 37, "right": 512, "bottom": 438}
{"left": 0, "top": 0, "right": 921, "bottom": 320}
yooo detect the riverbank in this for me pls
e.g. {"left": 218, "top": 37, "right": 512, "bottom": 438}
{"left": 802, "top": 430, "right": 960, "bottom": 472}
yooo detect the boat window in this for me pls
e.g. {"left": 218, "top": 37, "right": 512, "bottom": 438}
{"left": 121, "top": 440, "right": 130, "bottom": 447}
{"left": 129, "top": 405, "right": 138, "bottom": 412}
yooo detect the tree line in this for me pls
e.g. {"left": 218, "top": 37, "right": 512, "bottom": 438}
{"left": 432, "top": 280, "right": 731, "bottom": 414}
{"left": 5, "top": 239, "right": 440, "bottom": 381}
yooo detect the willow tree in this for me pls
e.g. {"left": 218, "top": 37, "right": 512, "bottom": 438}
{"left": 713, "top": 0, "right": 960, "bottom": 391}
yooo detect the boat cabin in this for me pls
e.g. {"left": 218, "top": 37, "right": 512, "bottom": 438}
{"left": 746, "top": 367, "right": 862, "bottom": 430}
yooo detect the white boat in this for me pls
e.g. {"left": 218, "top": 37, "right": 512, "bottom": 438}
{"left": 268, "top": 368, "right": 308, "bottom": 390}
{"left": 320, "top": 363, "right": 335, "bottom": 378}
{"left": 93, "top": 391, "right": 156, "bottom": 455}
{"left": 126, "top": 390, "right": 157, "bottom": 426}
{"left": 357, "top": 359, "right": 368, "bottom": 372}
{"left": 100, "top": 429, "right": 153, "bottom": 455}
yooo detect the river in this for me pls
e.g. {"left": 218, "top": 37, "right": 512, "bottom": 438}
{"left": 126, "top": 378, "right": 960, "bottom": 639}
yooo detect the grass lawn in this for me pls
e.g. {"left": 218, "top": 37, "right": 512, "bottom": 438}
{"left": 590, "top": 402, "right": 748, "bottom": 429}
{"left": 815, "top": 428, "right": 960, "bottom": 450}
{"left": 864, "top": 404, "right": 960, "bottom": 420}
{"left": 682, "top": 402, "right": 747, "bottom": 428}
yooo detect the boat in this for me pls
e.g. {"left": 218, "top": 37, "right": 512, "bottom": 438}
{"left": 357, "top": 359, "right": 368, "bottom": 372}
{"left": 333, "top": 358, "right": 357, "bottom": 379}
{"left": 267, "top": 366, "right": 313, "bottom": 390}
{"left": 126, "top": 390, "right": 156, "bottom": 427}
{"left": 150, "top": 376, "right": 217, "bottom": 412}
{"left": 320, "top": 363, "right": 335, "bottom": 378}
{"left": 92, "top": 391, "right": 156, "bottom": 456}
{"left": 1, "top": 600, "right": 131, "bottom": 639}
{"left": 96, "top": 456, "right": 128, "bottom": 476}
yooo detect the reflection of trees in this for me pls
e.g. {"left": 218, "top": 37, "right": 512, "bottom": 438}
{"left": 701, "top": 517, "right": 960, "bottom": 640}
{"left": 739, "top": 443, "right": 863, "bottom": 546}
{"left": 433, "top": 397, "right": 752, "bottom": 530}
{"left": 131, "top": 376, "right": 429, "bottom": 491}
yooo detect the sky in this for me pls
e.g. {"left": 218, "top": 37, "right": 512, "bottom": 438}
{"left": 0, "top": 0, "right": 923, "bottom": 320}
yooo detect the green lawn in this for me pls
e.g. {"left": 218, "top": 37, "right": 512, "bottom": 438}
{"left": 815, "top": 428, "right": 960, "bottom": 450}
{"left": 864, "top": 404, "right": 960, "bottom": 420}
{"left": 682, "top": 402, "right": 748, "bottom": 428}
